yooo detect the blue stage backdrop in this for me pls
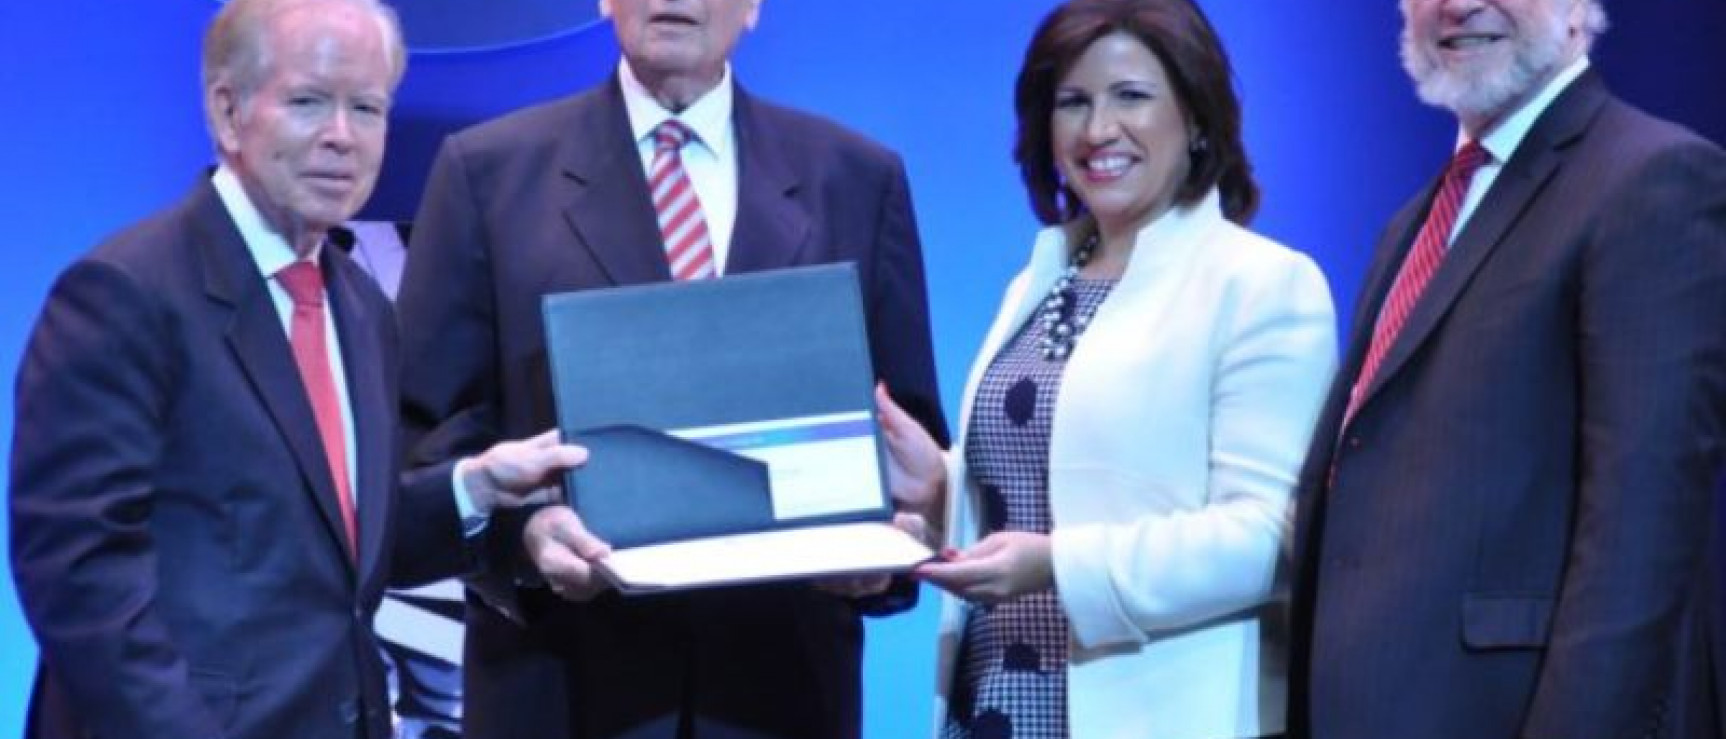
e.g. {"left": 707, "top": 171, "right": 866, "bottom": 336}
{"left": 1, "top": 1, "right": 1721, "bottom": 737}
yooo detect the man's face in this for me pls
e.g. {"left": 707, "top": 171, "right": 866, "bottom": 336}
{"left": 1400, "top": 0, "right": 1584, "bottom": 130}
{"left": 601, "top": 0, "right": 760, "bottom": 89}
{"left": 212, "top": 3, "right": 395, "bottom": 250}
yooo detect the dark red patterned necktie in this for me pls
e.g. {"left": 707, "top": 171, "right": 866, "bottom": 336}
{"left": 1342, "top": 142, "right": 1489, "bottom": 426}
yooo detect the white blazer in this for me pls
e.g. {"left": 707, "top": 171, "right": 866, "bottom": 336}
{"left": 933, "top": 191, "right": 1337, "bottom": 738}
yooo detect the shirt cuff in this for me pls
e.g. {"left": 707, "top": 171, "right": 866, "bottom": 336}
{"left": 453, "top": 458, "right": 489, "bottom": 537}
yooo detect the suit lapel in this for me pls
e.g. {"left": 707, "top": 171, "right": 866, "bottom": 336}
{"left": 327, "top": 254, "right": 390, "bottom": 582}
{"left": 1350, "top": 197, "right": 1431, "bottom": 370}
{"left": 192, "top": 181, "right": 357, "bottom": 574}
{"left": 1354, "top": 72, "right": 1607, "bottom": 411}
{"left": 725, "top": 88, "right": 810, "bottom": 275}
{"left": 560, "top": 78, "right": 673, "bottom": 286}
{"left": 1321, "top": 192, "right": 1432, "bottom": 447}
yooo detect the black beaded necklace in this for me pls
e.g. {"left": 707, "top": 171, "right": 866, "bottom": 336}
{"left": 1036, "top": 231, "right": 1100, "bottom": 362}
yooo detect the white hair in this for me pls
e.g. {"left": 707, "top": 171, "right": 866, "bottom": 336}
{"left": 200, "top": 0, "right": 406, "bottom": 136}
{"left": 1579, "top": 0, "right": 1608, "bottom": 50}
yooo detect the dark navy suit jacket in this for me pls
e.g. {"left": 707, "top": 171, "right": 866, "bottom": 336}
{"left": 396, "top": 77, "right": 948, "bottom": 739}
{"left": 10, "top": 178, "right": 466, "bottom": 739}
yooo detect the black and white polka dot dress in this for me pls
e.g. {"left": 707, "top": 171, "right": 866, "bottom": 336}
{"left": 943, "top": 277, "right": 1117, "bottom": 739}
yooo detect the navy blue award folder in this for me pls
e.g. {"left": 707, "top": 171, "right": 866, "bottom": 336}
{"left": 542, "top": 263, "right": 932, "bottom": 591}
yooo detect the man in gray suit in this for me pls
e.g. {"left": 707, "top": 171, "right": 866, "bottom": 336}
{"left": 1290, "top": 1, "right": 1726, "bottom": 737}
{"left": 394, "top": 0, "right": 948, "bottom": 737}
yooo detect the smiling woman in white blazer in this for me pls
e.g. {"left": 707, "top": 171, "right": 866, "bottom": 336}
{"left": 880, "top": 1, "right": 1336, "bottom": 737}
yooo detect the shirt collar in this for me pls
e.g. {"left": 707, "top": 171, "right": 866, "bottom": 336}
{"left": 1463, "top": 56, "right": 1590, "bottom": 164}
{"left": 617, "top": 58, "right": 734, "bottom": 161}
{"left": 211, "top": 164, "right": 322, "bottom": 279}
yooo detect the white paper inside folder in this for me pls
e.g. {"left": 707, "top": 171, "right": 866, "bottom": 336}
{"left": 596, "top": 521, "right": 935, "bottom": 593}
{"left": 669, "top": 410, "right": 884, "bottom": 521}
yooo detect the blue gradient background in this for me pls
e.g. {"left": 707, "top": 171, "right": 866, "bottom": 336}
{"left": 1, "top": 2, "right": 1721, "bottom": 736}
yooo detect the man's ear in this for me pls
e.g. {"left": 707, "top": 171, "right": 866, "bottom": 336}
{"left": 209, "top": 83, "right": 243, "bottom": 156}
{"left": 1566, "top": 0, "right": 1588, "bottom": 36}
{"left": 743, "top": 0, "right": 762, "bottom": 31}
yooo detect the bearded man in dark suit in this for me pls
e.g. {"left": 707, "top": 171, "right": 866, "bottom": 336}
{"left": 1289, "top": 1, "right": 1726, "bottom": 737}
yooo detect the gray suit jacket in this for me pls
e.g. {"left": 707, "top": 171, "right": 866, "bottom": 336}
{"left": 12, "top": 178, "right": 466, "bottom": 739}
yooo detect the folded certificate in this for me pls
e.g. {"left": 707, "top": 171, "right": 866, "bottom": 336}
{"left": 542, "top": 264, "right": 933, "bottom": 592}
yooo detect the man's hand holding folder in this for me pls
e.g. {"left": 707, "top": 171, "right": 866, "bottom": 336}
{"left": 524, "top": 506, "right": 614, "bottom": 601}
{"left": 457, "top": 429, "right": 593, "bottom": 513}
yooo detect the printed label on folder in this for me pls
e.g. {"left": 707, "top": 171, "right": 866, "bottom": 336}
{"left": 669, "top": 410, "right": 882, "bottom": 521}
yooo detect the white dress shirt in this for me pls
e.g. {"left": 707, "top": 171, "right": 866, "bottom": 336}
{"left": 212, "top": 165, "right": 359, "bottom": 509}
{"left": 617, "top": 58, "right": 740, "bottom": 274}
{"left": 1451, "top": 57, "right": 1591, "bottom": 246}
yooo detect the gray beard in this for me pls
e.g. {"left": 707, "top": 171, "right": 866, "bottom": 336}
{"left": 1400, "top": 20, "right": 1568, "bottom": 127}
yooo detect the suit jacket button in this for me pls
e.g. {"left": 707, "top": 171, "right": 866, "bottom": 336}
{"left": 1346, "top": 436, "right": 1362, "bottom": 449}
{"left": 338, "top": 699, "right": 361, "bottom": 724}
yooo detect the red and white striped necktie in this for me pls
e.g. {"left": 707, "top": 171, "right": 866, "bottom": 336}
{"left": 648, "top": 120, "right": 717, "bottom": 281}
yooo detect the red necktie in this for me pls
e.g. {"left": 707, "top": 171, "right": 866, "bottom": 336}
{"left": 277, "top": 260, "right": 358, "bottom": 560}
{"left": 1342, "top": 142, "right": 1489, "bottom": 427}
{"left": 649, "top": 120, "right": 717, "bottom": 281}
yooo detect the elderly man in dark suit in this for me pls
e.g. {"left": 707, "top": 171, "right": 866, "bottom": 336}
{"left": 7, "top": 1, "right": 585, "bottom": 737}
{"left": 1289, "top": 1, "right": 1726, "bottom": 738}
{"left": 394, "top": 0, "right": 949, "bottom": 737}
